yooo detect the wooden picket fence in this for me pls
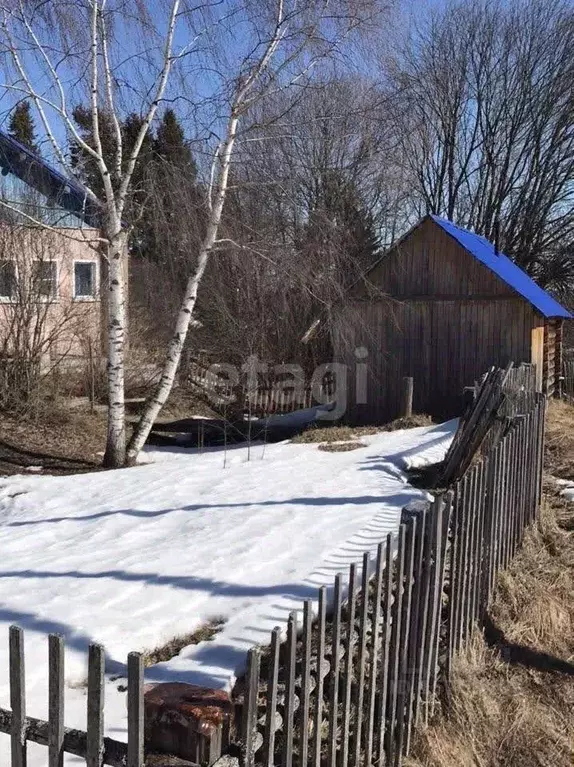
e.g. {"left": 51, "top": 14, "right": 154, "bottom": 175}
{"left": 232, "top": 392, "right": 546, "bottom": 767}
{"left": 1, "top": 627, "right": 144, "bottom": 766}
{"left": 184, "top": 360, "right": 336, "bottom": 417}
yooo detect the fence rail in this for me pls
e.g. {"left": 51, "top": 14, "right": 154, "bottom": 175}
{"left": 1, "top": 626, "right": 144, "bottom": 766}
{"left": 232, "top": 390, "right": 546, "bottom": 767}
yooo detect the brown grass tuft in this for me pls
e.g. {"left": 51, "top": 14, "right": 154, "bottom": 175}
{"left": 406, "top": 492, "right": 574, "bottom": 767}
{"left": 317, "top": 441, "right": 365, "bottom": 452}
{"left": 142, "top": 617, "right": 226, "bottom": 668}
{"left": 292, "top": 414, "right": 433, "bottom": 444}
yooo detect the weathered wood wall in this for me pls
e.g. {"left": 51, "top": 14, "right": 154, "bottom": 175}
{"left": 334, "top": 218, "right": 546, "bottom": 423}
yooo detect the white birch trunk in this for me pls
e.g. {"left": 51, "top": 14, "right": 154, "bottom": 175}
{"left": 103, "top": 229, "right": 128, "bottom": 467}
{"left": 125, "top": 113, "right": 240, "bottom": 463}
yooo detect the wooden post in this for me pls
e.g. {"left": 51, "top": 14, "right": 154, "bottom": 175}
{"left": 48, "top": 634, "right": 65, "bottom": 767}
{"left": 9, "top": 625, "right": 26, "bottom": 767}
{"left": 127, "top": 652, "right": 144, "bottom": 767}
{"left": 401, "top": 377, "right": 414, "bottom": 418}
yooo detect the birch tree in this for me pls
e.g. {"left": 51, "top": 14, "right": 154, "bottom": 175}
{"left": 0, "top": 0, "right": 379, "bottom": 467}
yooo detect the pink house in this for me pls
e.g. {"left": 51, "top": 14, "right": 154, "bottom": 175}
{"left": 0, "top": 130, "right": 105, "bottom": 368}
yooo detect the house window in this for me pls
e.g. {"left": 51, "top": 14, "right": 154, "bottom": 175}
{"left": 0, "top": 260, "right": 16, "bottom": 299}
{"left": 32, "top": 260, "right": 57, "bottom": 298}
{"left": 74, "top": 262, "right": 97, "bottom": 299}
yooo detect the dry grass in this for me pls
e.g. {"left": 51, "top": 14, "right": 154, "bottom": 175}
{"left": 0, "top": 403, "right": 107, "bottom": 475}
{"left": 317, "top": 441, "right": 366, "bottom": 452}
{"left": 544, "top": 397, "right": 574, "bottom": 478}
{"left": 406, "top": 489, "right": 574, "bottom": 767}
{"left": 141, "top": 617, "right": 226, "bottom": 668}
{"left": 292, "top": 414, "right": 433, "bottom": 444}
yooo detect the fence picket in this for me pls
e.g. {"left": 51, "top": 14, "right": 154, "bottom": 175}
{"left": 376, "top": 533, "right": 394, "bottom": 762}
{"left": 127, "top": 652, "right": 144, "bottom": 767}
{"left": 421, "top": 497, "right": 444, "bottom": 722}
{"left": 299, "top": 602, "right": 312, "bottom": 767}
{"left": 87, "top": 644, "right": 105, "bottom": 767}
{"left": 263, "top": 627, "right": 281, "bottom": 767}
{"left": 9, "top": 625, "right": 26, "bottom": 767}
{"left": 242, "top": 648, "right": 260, "bottom": 767}
{"left": 327, "top": 574, "right": 342, "bottom": 767}
{"left": 405, "top": 505, "right": 428, "bottom": 751}
{"left": 49, "top": 634, "right": 65, "bottom": 767}
{"left": 352, "top": 552, "right": 370, "bottom": 767}
{"left": 394, "top": 517, "right": 417, "bottom": 763}
{"left": 312, "top": 586, "right": 327, "bottom": 767}
{"left": 283, "top": 612, "right": 297, "bottom": 767}
{"left": 365, "top": 542, "right": 385, "bottom": 766}
{"left": 340, "top": 563, "right": 357, "bottom": 767}
{"left": 385, "top": 524, "right": 406, "bottom": 763}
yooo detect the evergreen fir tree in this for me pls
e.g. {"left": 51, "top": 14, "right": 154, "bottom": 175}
{"left": 8, "top": 101, "right": 38, "bottom": 152}
{"left": 154, "top": 109, "right": 196, "bottom": 174}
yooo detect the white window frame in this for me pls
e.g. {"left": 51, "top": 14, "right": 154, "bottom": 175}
{"left": 0, "top": 259, "right": 17, "bottom": 303}
{"left": 32, "top": 259, "right": 59, "bottom": 302}
{"left": 73, "top": 259, "right": 99, "bottom": 301}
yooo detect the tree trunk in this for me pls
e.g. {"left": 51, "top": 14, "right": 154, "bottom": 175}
{"left": 126, "top": 114, "right": 239, "bottom": 464}
{"left": 103, "top": 229, "right": 128, "bottom": 468}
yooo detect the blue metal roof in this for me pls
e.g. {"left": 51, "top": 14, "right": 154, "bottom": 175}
{"left": 431, "top": 215, "right": 572, "bottom": 319}
{"left": 0, "top": 129, "right": 102, "bottom": 227}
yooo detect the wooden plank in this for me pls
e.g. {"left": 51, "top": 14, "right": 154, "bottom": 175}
{"left": 340, "top": 564, "right": 357, "bottom": 767}
{"left": 365, "top": 542, "right": 384, "bottom": 767}
{"left": 429, "top": 494, "right": 452, "bottom": 704}
{"left": 446, "top": 483, "right": 461, "bottom": 678}
{"left": 242, "top": 648, "right": 260, "bottom": 767}
{"left": 385, "top": 524, "right": 406, "bottom": 763}
{"left": 405, "top": 506, "right": 428, "bottom": 752}
{"left": 352, "top": 552, "right": 370, "bottom": 767}
{"left": 283, "top": 613, "right": 297, "bottom": 767}
{"left": 48, "top": 634, "right": 64, "bottom": 767}
{"left": 452, "top": 476, "right": 468, "bottom": 654}
{"left": 299, "top": 603, "right": 312, "bottom": 767}
{"left": 87, "top": 644, "right": 105, "bottom": 767}
{"left": 127, "top": 652, "right": 144, "bottom": 767}
{"left": 312, "top": 587, "right": 327, "bottom": 767}
{"left": 327, "top": 574, "right": 342, "bottom": 767}
{"left": 471, "top": 462, "right": 485, "bottom": 626}
{"left": 376, "top": 533, "right": 394, "bottom": 762}
{"left": 421, "top": 497, "right": 444, "bottom": 722}
{"left": 461, "top": 469, "right": 475, "bottom": 643}
{"left": 395, "top": 517, "right": 417, "bottom": 763}
{"left": 263, "top": 627, "right": 280, "bottom": 767}
{"left": 9, "top": 625, "right": 26, "bottom": 767}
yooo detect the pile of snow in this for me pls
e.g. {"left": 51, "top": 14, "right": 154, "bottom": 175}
{"left": 0, "top": 418, "right": 455, "bottom": 764}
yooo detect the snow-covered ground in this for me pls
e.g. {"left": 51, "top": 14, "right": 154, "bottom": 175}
{"left": 0, "top": 419, "right": 455, "bottom": 764}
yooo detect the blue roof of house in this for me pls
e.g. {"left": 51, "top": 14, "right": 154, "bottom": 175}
{"left": 0, "top": 129, "right": 102, "bottom": 227}
{"left": 430, "top": 215, "right": 572, "bottom": 319}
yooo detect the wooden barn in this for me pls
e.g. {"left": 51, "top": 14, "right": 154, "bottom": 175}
{"left": 333, "top": 215, "right": 571, "bottom": 423}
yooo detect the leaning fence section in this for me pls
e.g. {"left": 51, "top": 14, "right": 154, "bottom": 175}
{"left": 233, "top": 391, "right": 546, "bottom": 767}
{"left": 0, "top": 627, "right": 144, "bottom": 767}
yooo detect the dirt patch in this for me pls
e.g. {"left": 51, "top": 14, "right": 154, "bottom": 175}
{"left": 141, "top": 617, "right": 226, "bottom": 668}
{"left": 317, "top": 441, "right": 365, "bottom": 452}
{"left": 0, "top": 404, "right": 107, "bottom": 476}
{"left": 292, "top": 414, "right": 433, "bottom": 444}
{"left": 406, "top": 490, "right": 574, "bottom": 767}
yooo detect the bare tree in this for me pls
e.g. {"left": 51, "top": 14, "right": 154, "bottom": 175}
{"left": 387, "top": 0, "right": 574, "bottom": 271}
{"left": 0, "top": 0, "right": 380, "bottom": 466}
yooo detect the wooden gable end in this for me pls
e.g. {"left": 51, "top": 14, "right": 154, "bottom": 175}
{"left": 358, "top": 217, "right": 518, "bottom": 300}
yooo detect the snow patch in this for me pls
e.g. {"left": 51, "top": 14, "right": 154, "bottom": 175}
{"left": 0, "top": 418, "right": 456, "bottom": 764}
